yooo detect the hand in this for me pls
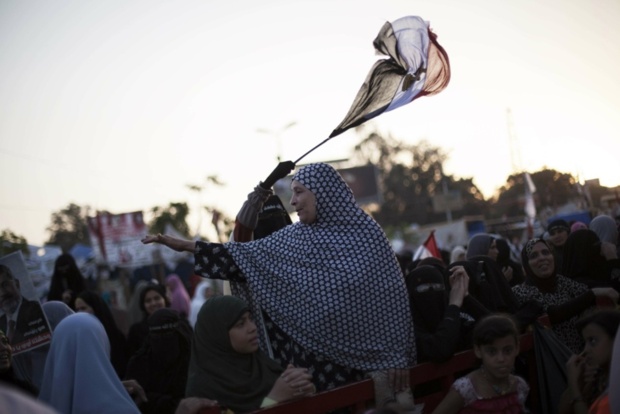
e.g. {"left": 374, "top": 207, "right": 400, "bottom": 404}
{"left": 174, "top": 397, "right": 218, "bottom": 414}
{"left": 600, "top": 241, "right": 618, "bottom": 260}
{"left": 591, "top": 287, "right": 619, "bottom": 303}
{"left": 260, "top": 161, "right": 295, "bottom": 189}
{"left": 448, "top": 266, "right": 469, "bottom": 307}
{"left": 387, "top": 368, "right": 410, "bottom": 393}
{"left": 502, "top": 266, "right": 513, "bottom": 282}
{"left": 141, "top": 234, "right": 163, "bottom": 244}
{"left": 122, "top": 379, "right": 148, "bottom": 405}
{"left": 565, "top": 353, "right": 587, "bottom": 396}
{"left": 268, "top": 364, "right": 315, "bottom": 402}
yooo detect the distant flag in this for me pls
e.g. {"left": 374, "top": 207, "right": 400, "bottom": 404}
{"left": 294, "top": 15, "right": 451, "bottom": 163}
{"left": 413, "top": 230, "right": 442, "bottom": 261}
{"left": 524, "top": 172, "right": 537, "bottom": 238}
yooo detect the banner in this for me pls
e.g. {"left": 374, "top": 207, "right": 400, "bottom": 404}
{"left": 0, "top": 251, "right": 52, "bottom": 355}
{"left": 87, "top": 211, "right": 151, "bottom": 268}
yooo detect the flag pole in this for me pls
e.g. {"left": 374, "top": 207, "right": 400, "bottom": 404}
{"left": 294, "top": 136, "right": 335, "bottom": 164}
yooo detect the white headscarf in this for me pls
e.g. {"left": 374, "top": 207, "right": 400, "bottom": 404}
{"left": 222, "top": 163, "right": 416, "bottom": 370}
{"left": 589, "top": 214, "right": 618, "bottom": 244}
{"left": 189, "top": 280, "right": 211, "bottom": 328}
{"left": 38, "top": 313, "right": 140, "bottom": 414}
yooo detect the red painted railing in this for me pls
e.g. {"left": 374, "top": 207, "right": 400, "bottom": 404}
{"left": 199, "top": 315, "right": 552, "bottom": 414}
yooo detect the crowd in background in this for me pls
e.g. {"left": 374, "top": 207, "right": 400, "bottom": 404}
{"left": 1, "top": 161, "right": 620, "bottom": 414}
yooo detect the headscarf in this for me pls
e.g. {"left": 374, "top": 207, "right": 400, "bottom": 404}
{"left": 125, "top": 308, "right": 192, "bottom": 411}
{"left": 46, "top": 254, "right": 86, "bottom": 308}
{"left": 127, "top": 280, "right": 150, "bottom": 326}
{"left": 405, "top": 265, "right": 447, "bottom": 332}
{"left": 521, "top": 238, "right": 557, "bottom": 293}
{"left": 165, "top": 274, "right": 191, "bottom": 319}
{"left": 449, "top": 245, "right": 466, "bottom": 264}
{"left": 139, "top": 284, "right": 170, "bottom": 317}
{"left": 185, "top": 296, "right": 283, "bottom": 413}
{"left": 189, "top": 280, "right": 211, "bottom": 328}
{"left": 571, "top": 221, "right": 588, "bottom": 232}
{"left": 589, "top": 215, "right": 619, "bottom": 244}
{"left": 76, "top": 290, "right": 127, "bottom": 378}
{"left": 222, "top": 163, "right": 415, "bottom": 370}
{"left": 561, "top": 229, "right": 608, "bottom": 286}
{"left": 466, "top": 233, "right": 494, "bottom": 259}
{"left": 11, "top": 301, "right": 74, "bottom": 391}
{"left": 38, "top": 313, "right": 140, "bottom": 414}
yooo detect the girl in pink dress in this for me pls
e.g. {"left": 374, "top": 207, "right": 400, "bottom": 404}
{"left": 432, "top": 314, "right": 530, "bottom": 413}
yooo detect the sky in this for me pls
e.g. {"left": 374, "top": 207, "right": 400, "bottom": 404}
{"left": 1, "top": 0, "right": 619, "bottom": 246}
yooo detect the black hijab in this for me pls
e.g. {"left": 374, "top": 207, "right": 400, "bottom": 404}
{"left": 185, "top": 296, "right": 283, "bottom": 413}
{"left": 125, "top": 308, "right": 192, "bottom": 414}
{"left": 561, "top": 229, "right": 608, "bottom": 287}
{"left": 47, "top": 254, "right": 86, "bottom": 308}
{"left": 405, "top": 265, "right": 447, "bottom": 332}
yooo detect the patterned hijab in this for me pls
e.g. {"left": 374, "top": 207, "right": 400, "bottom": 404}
{"left": 225, "top": 163, "right": 416, "bottom": 370}
{"left": 521, "top": 238, "right": 557, "bottom": 293}
{"left": 185, "top": 296, "right": 282, "bottom": 413}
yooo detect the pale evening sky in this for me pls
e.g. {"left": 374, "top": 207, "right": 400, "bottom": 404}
{"left": 1, "top": 0, "right": 619, "bottom": 246}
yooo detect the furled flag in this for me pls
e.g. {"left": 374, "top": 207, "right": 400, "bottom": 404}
{"left": 294, "top": 16, "right": 451, "bottom": 163}
{"left": 330, "top": 15, "right": 451, "bottom": 138}
{"left": 413, "top": 230, "right": 442, "bottom": 261}
{"left": 524, "top": 172, "right": 537, "bottom": 238}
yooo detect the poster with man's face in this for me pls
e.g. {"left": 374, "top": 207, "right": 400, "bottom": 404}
{"left": 0, "top": 251, "right": 52, "bottom": 354}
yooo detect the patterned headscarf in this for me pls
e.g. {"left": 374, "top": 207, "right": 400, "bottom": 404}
{"left": 225, "top": 163, "right": 416, "bottom": 370}
{"left": 521, "top": 238, "right": 557, "bottom": 292}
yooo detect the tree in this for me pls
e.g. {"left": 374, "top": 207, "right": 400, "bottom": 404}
{"left": 0, "top": 229, "right": 29, "bottom": 257}
{"left": 492, "top": 169, "right": 578, "bottom": 219}
{"left": 46, "top": 203, "right": 91, "bottom": 252}
{"left": 350, "top": 129, "right": 488, "bottom": 231}
{"left": 148, "top": 202, "right": 192, "bottom": 238}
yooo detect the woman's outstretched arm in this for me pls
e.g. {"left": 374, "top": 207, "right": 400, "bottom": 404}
{"left": 141, "top": 233, "right": 195, "bottom": 253}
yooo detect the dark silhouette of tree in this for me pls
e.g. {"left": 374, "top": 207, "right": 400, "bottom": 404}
{"left": 492, "top": 169, "right": 578, "bottom": 219}
{"left": 46, "top": 203, "right": 91, "bottom": 252}
{"left": 0, "top": 229, "right": 29, "bottom": 257}
{"left": 148, "top": 202, "right": 191, "bottom": 238}
{"left": 350, "top": 129, "right": 488, "bottom": 230}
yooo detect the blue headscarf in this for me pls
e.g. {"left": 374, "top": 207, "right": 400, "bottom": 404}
{"left": 38, "top": 313, "right": 139, "bottom": 414}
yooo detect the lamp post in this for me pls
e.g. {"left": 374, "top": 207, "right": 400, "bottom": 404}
{"left": 256, "top": 121, "right": 297, "bottom": 162}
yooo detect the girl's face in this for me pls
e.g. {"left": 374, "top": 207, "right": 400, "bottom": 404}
{"left": 474, "top": 335, "right": 519, "bottom": 381}
{"left": 144, "top": 290, "right": 166, "bottom": 315}
{"left": 527, "top": 242, "right": 555, "bottom": 278}
{"left": 582, "top": 323, "right": 614, "bottom": 368}
{"left": 74, "top": 298, "right": 94, "bottom": 314}
{"left": 228, "top": 311, "right": 259, "bottom": 354}
{"left": 290, "top": 180, "right": 317, "bottom": 224}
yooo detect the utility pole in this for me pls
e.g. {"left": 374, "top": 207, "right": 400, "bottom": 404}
{"left": 506, "top": 108, "right": 523, "bottom": 174}
{"left": 256, "top": 121, "right": 297, "bottom": 162}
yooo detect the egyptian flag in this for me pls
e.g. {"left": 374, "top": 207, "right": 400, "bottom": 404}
{"left": 413, "top": 230, "right": 442, "bottom": 261}
{"left": 330, "top": 16, "right": 451, "bottom": 138}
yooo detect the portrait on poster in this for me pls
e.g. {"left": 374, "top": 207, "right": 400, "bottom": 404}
{"left": 0, "top": 251, "right": 52, "bottom": 355}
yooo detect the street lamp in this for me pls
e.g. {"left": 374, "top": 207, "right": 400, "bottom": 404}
{"left": 256, "top": 121, "right": 297, "bottom": 162}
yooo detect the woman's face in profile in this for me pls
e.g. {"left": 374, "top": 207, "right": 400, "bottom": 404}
{"left": 290, "top": 180, "right": 317, "bottom": 224}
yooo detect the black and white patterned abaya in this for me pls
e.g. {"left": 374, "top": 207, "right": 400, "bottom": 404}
{"left": 194, "top": 163, "right": 416, "bottom": 384}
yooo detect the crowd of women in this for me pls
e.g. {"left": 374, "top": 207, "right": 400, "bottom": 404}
{"left": 1, "top": 161, "right": 620, "bottom": 414}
